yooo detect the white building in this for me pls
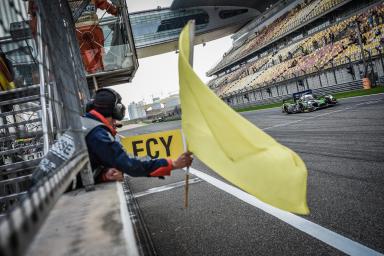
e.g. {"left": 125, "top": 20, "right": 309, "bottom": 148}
{"left": 127, "top": 101, "right": 147, "bottom": 120}
{"left": 162, "top": 94, "right": 180, "bottom": 111}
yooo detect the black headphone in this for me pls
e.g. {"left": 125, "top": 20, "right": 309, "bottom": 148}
{"left": 86, "top": 88, "right": 126, "bottom": 121}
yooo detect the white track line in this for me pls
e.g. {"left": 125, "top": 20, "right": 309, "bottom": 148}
{"left": 263, "top": 108, "right": 345, "bottom": 130}
{"left": 338, "top": 92, "right": 384, "bottom": 100}
{"left": 243, "top": 92, "right": 384, "bottom": 114}
{"left": 117, "top": 182, "right": 139, "bottom": 256}
{"left": 189, "top": 168, "right": 383, "bottom": 256}
{"left": 134, "top": 178, "right": 202, "bottom": 198}
{"left": 263, "top": 99, "right": 383, "bottom": 131}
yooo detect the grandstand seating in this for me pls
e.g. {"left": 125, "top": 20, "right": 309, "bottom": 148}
{"left": 209, "top": 0, "right": 349, "bottom": 74}
{"left": 208, "top": 66, "right": 247, "bottom": 89}
{"left": 334, "top": 24, "right": 384, "bottom": 64}
{"left": 210, "top": 3, "right": 384, "bottom": 99}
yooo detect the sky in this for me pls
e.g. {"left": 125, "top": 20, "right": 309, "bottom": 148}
{"left": 111, "top": 1, "right": 233, "bottom": 107}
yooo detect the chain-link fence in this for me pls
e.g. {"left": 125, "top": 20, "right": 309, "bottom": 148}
{"left": 0, "top": 1, "right": 94, "bottom": 255}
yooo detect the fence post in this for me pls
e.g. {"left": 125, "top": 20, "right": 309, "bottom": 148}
{"left": 36, "top": 11, "right": 50, "bottom": 154}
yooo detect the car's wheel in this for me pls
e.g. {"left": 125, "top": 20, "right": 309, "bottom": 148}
{"left": 299, "top": 104, "right": 305, "bottom": 112}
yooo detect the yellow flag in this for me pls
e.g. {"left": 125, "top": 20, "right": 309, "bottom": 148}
{"left": 178, "top": 22, "right": 309, "bottom": 214}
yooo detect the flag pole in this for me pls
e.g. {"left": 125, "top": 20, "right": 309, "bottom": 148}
{"left": 184, "top": 20, "right": 195, "bottom": 208}
{"left": 182, "top": 132, "right": 190, "bottom": 209}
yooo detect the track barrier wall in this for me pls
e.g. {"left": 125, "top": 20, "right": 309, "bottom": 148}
{"left": 226, "top": 55, "right": 384, "bottom": 110}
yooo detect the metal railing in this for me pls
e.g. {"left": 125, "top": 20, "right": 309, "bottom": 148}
{"left": 0, "top": 1, "right": 94, "bottom": 255}
{"left": 0, "top": 150, "right": 89, "bottom": 256}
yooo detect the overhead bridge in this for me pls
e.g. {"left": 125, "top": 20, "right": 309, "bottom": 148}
{"left": 130, "top": 6, "right": 260, "bottom": 59}
{"left": 67, "top": 1, "right": 274, "bottom": 88}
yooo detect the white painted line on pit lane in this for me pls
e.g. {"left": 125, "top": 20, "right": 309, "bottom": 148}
{"left": 189, "top": 168, "right": 383, "bottom": 256}
{"left": 134, "top": 178, "right": 202, "bottom": 198}
{"left": 117, "top": 182, "right": 140, "bottom": 256}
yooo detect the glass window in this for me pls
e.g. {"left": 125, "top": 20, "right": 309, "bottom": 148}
{"left": 219, "top": 9, "right": 248, "bottom": 19}
{"left": 157, "top": 13, "right": 209, "bottom": 32}
{"left": 130, "top": 8, "right": 209, "bottom": 46}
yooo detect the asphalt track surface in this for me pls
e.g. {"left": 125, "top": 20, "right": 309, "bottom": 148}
{"left": 121, "top": 94, "right": 384, "bottom": 256}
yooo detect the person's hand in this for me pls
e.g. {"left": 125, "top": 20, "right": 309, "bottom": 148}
{"left": 104, "top": 168, "right": 123, "bottom": 182}
{"left": 172, "top": 151, "right": 193, "bottom": 169}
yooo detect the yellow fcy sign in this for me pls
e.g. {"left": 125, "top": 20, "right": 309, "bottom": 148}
{"left": 121, "top": 129, "right": 184, "bottom": 160}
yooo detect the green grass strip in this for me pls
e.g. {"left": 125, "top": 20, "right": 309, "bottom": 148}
{"left": 332, "top": 86, "right": 384, "bottom": 99}
{"left": 237, "top": 86, "right": 384, "bottom": 112}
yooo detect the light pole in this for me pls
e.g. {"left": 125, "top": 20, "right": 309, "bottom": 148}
{"left": 354, "top": 21, "right": 368, "bottom": 78}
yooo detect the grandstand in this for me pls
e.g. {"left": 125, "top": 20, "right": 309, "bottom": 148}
{"left": 207, "top": 0, "right": 384, "bottom": 107}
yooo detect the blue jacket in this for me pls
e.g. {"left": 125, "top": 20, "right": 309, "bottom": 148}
{"left": 84, "top": 113, "right": 171, "bottom": 177}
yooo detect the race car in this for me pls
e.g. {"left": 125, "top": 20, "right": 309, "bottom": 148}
{"left": 282, "top": 89, "right": 337, "bottom": 114}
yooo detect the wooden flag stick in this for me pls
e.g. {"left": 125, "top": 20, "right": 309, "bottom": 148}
{"left": 181, "top": 132, "right": 190, "bottom": 209}
{"left": 184, "top": 168, "right": 190, "bottom": 208}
